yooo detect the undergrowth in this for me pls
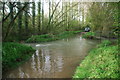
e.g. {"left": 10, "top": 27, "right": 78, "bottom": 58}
{"left": 73, "top": 40, "right": 119, "bottom": 78}
{"left": 82, "top": 32, "right": 95, "bottom": 39}
{"left": 2, "top": 42, "right": 35, "bottom": 72}
{"left": 26, "top": 30, "right": 82, "bottom": 43}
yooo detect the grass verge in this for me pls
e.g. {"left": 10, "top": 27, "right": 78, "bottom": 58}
{"left": 2, "top": 42, "right": 35, "bottom": 72}
{"left": 82, "top": 32, "right": 95, "bottom": 39}
{"left": 73, "top": 40, "right": 119, "bottom": 78}
{"left": 26, "top": 31, "right": 82, "bottom": 43}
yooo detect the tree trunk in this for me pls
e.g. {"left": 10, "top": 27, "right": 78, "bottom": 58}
{"left": 41, "top": 1, "right": 44, "bottom": 33}
{"left": 38, "top": 1, "right": 41, "bottom": 33}
{"left": 32, "top": 1, "right": 35, "bottom": 33}
{"left": 17, "top": 2, "right": 22, "bottom": 41}
{"left": 24, "top": 2, "right": 29, "bottom": 34}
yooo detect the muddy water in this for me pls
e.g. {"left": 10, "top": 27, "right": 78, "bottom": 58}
{"left": 4, "top": 36, "right": 98, "bottom": 78}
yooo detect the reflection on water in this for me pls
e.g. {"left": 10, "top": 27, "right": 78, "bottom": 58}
{"left": 4, "top": 36, "right": 99, "bottom": 78}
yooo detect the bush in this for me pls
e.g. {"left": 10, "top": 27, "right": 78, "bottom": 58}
{"left": 2, "top": 42, "right": 35, "bottom": 72}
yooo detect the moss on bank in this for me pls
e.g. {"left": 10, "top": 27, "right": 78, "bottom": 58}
{"left": 73, "top": 40, "right": 119, "bottom": 78}
{"left": 2, "top": 42, "right": 35, "bottom": 72}
{"left": 26, "top": 31, "right": 82, "bottom": 43}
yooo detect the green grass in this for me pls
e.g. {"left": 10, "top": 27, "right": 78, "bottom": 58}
{"left": 26, "top": 30, "right": 82, "bottom": 43}
{"left": 73, "top": 40, "right": 119, "bottom": 78}
{"left": 2, "top": 42, "right": 35, "bottom": 72}
{"left": 26, "top": 34, "right": 56, "bottom": 43}
{"left": 82, "top": 32, "right": 95, "bottom": 39}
